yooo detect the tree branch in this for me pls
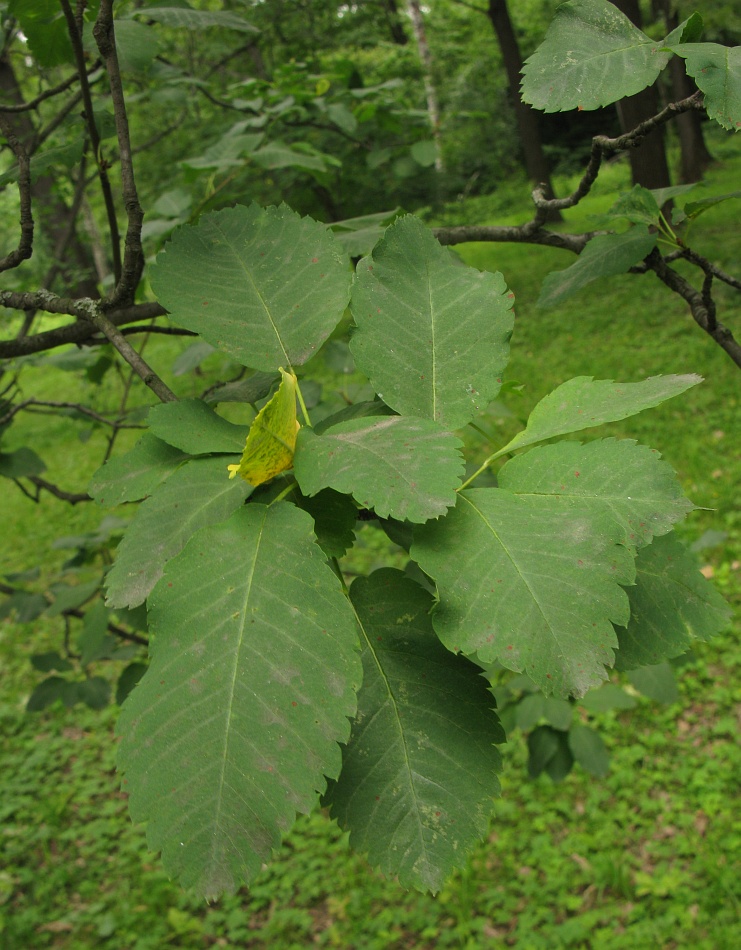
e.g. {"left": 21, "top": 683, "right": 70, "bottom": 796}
{"left": 0, "top": 114, "right": 34, "bottom": 272}
{"left": 93, "top": 0, "right": 145, "bottom": 308}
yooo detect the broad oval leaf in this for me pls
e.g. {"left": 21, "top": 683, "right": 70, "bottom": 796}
{"left": 536, "top": 228, "right": 657, "bottom": 309}
{"left": 131, "top": 6, "right": 259, "bottom": 33}
{"left": 499, "top": 374, "right": 702, "bottom": 456}
{"left": 670, "top": 43, "right": 741, "bottom": 131}
{"left": 498, "top": 439, "right": 694, "bottom": 552}
{"left": 294, "top": 416, "right": 464, "bottom": 523}
{"left": 350, "top": 215, "right": 514, "bottom": 430}
{"left": 411, "top": 488, "right": 635, "bottom": 697}
{"left": 117, "top": 502, "right": 361, "bottom": 899}
{"left": 105, "top": 457, "right": 252, "bottom": 609}
{"left": 325, "top": 569, "right": 503, "bottom": 893}
{"left": 148, "top": 398, "right": 249, "bottom": 455}
{"left": 89, "top": 434, "right": 189, "bottom": 506}
{"left": 615, "top": 532, "right": 732, "bottom": 670}
{"left": 150, "top": 204, "right": 351, "bottom": 371}
{"left": 521, "top": 0, "right": 671, "bottom": 112}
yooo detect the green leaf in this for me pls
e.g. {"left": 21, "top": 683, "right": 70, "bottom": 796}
{"left": 116, "top": 502, "right": 361, "bottom": 899}
{"left": 543, "top": 697, "right": 574, "bottom": 731}
{"left": 681, "top": 191, "right": 741, "bottom": 221}
{"left": 288, "top": 488, "right": 357, "bottom": 559}
{"left": 148, "top": 399, "right": 249, "bottom": 455}
{"left": 77, "top": 676, "right": 111, "bottom": 710}
{"left": 78, "top": 600, "right": 116, "bottom": 666}
{"left": 350, "top": 215, "right": 514, "bottom": 430}
{"left": 499, "top": 375, "right": 702, "bottom": 456}
{"left": 0, "top": 447, "right": 46, "bottom": 478}
{"left": 521, "top": 0, "right": 672, "bottom": 112}
{"left": 537, "top": 228, "right": 657, "bottom": 309}
{"left": 670, "top": 43, "right": 741, "bottom": 131}
{"left": 105, "top": 457, "right": 252, "bottom": 609}
{"left": 150, "top": 204, "right": 351, "bottom": 371}
{"left": 131, "top": 6, "right": 258, "bottom": 33}
{"left": 294, "top": 417, "right": 464, "bottom": 523}
{"left": 568, "top": 724, "right": 610, "bottom": 776}
{"left": 498, "top": 439, "right": 693, "bottom": 553}
{"left": 325, "top": 569, "right": 502, "bottom": 893}
{"left": 0, "top": 591, "right": 47, "bottom": 623}
{"left": 116, "top": 662, "right": 147, "bottom": 706}
{"left": 615, "top": 533, "right": 731, "bottom": 671}
{"left": 110, "top": 20, "right": 159, "bottom": 73}
{"left": 604, "top": 186, "right": 661, "bottom": 226}
{"left": 204, "top": 372, "right": 279, "bottom": 406}
{"left": 26, "top": 676, "right": 78, "bottom": 712}
{"left": 8, "top": 0, "right": 74, "bottom": 67}
{"left": 0, "top": 140, "right": 85, "bottom": 189}
{"left": 627, "top": 662, "right": 679, "bottom": 704}
{"left": 313, "top": 400, "right": 393, "bottom": 435}
{"left": 411, "top": 488, "right": 635, "bottom": 697}
{"left": 171, "top": 342, "right": 215, "bottom": 377}
{"left": 252, "top": 142, "right": 329, "bottom": 173}
{"left": 328, "top": 209, "right": 399, "bottom": 258}
{"left": 47, "top": 580, "right": 100, "bottom": 617}
{"left": 89, "top": 434, "right": 189, "bottom": 506}
{"left": 411, "top": 140, "right": 437, "bottom": 167}
{"left": 580, "top": 682, "right": 637, "bottom": 712}
{"left": 527, "top": 725, "right": 561, "bottom": 778}
{"left": 30, "top": 652, "right": 73, "bottom": 673}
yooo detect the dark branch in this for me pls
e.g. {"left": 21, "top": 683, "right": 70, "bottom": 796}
{"left": 0, "top": 115, "right": 34, "bottom": 272}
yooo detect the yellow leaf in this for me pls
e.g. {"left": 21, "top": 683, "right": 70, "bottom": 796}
{"left": 228, "top": 368, "right": 300, "bottom": 486}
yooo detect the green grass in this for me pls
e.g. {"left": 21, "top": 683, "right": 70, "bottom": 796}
{"left": 1, "top": 135, "right": 740, "bottom": 948}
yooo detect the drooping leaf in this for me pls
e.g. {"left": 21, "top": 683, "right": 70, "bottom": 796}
{"left": 615, "top": 532, "right": 731, "bottom": 671}
{"left": 150, "top": 204, "right": 351, "bottom": 371}
{"left": 228, "top": 368, "right": 299, "bottom": 486}
{"left": 171, "top": 341, "right": 215, "bottom": 377}
{"left": 252, "top": 142, "right": 330, "bottom": 173}
{"left": 131, "top": 6, "right": 258, "bottom": 33}
{"left": 148, "top": 399, "right": 249, "bottom": 455}
{"left": 627, "top": 662, "right": 679, "bottom": 703}
{"left": 108, "top": 20, "right": 160, "bottom": 73}
{"left": 670, "top": 43, "right": 741, "bottom": 131}
{"left": 521, "top": 0, "right": 672, "bottom": 112}
{"left": 324, "top": 569, "right": 502, "bottom": 893}
{"left": 77, "top": 676, "right": 111, "bottom": 710}
{"left": 568, "top": 724, "right": 610, "bottom": 776}
{"left": 8, "top": 0, "right": 75, "bottom": 67}
{"left": 294, "top": 416, "right": 464, "bottom": 523}
{"left": 499, "top": 375, "right": 702, "bottom": 456}
{"left": 497, "top": 439, "right": 693, "bottom": 552}
{"left": 537, "top": 228, "right": 657, "bottom": 309}
{"left": 350, "top": 215, "right": 514, "bottom": 430}
{"left": 77, "top": 600, "right": 116, "bottom": 666}
{"left": 30, "top": 652, "right": 73, "bottom": 673}
{"left": 89, "top": 434, "right": 189, "bottom": 505}
{"left": 117, "top": 502, "right": 361, "bottom": 899}
{"left": 411, "top": 488, "right": 635, "bottom": 697}
{"left": 290, "top": 488, "right": 358, "bottom": 559}
{"left": 105, "top": 457, "right": 252, "bottom": 609}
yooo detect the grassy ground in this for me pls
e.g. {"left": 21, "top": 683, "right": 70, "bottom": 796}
{"left": 1, "top": 134, "right": 739, "bottom": 949}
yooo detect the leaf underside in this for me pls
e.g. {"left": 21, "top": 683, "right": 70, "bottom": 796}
{"left": 117, "top": 503, "right": 361, "bottom": 899}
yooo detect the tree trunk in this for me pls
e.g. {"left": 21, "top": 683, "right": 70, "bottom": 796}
{"left": 611, "top": 0, "right": 672, "bottom": 189}
{"left": 659, "top": 2, "right": 713, "bottom": 182}
{"left": 486, "top": 0, "right": 561, "bottom": 219}
{"left": 406, "top": 1, "right": 444, "bottom": 172}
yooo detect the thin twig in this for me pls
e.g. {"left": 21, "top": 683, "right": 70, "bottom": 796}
{"left": 59, "top": 0, "right": 121, "bottom": 283}
{"left": 93, "top": 0, "right": 145, "bottom": 307}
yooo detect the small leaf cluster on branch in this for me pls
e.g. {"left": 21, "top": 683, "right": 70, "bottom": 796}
{"left": 86, "top": 204, "right": 729, "bottom": 897}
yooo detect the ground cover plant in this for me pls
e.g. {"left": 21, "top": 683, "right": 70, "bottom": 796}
{"left": 0, "top": 0, "right": 739, "bottom": 940}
